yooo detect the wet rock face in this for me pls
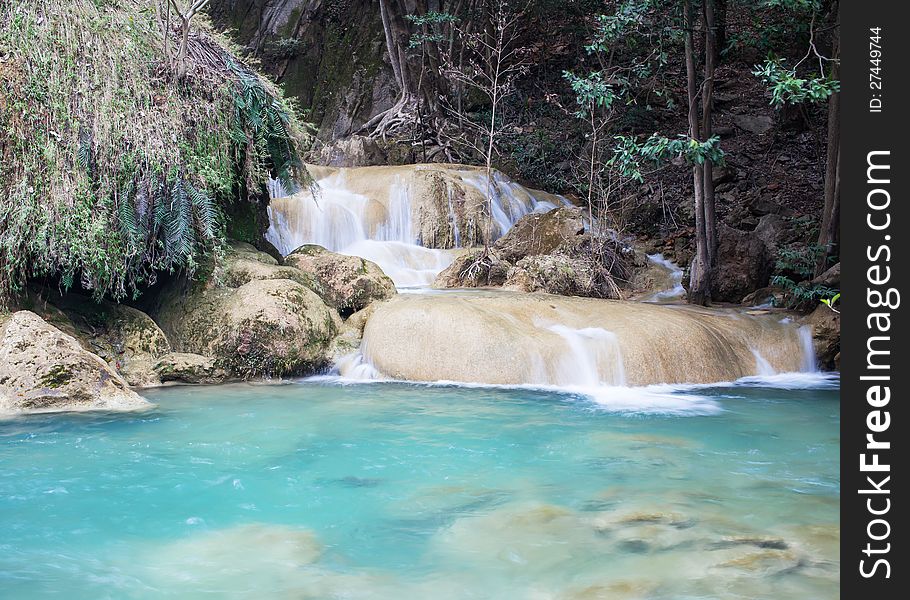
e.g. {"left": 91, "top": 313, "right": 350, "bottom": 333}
{"left": 285, "top": 244, "right": 396, "bottom": 315}
{"left": 0, "top": 311, "right": 150, "bottom": 415}
{"left": 153, "top": 353, "right": 231, "bottom": 385}
{"left": 208, "top": 0, "right": 393, "bottom": 140}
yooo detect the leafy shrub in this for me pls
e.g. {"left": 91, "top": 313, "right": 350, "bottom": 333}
{"left": 0, "top": 0, "right": 307, "bottom": 304}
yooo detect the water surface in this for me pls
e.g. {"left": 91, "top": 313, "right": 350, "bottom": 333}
{"left": 1, "top": 377, "right": 839, "bottom": 599}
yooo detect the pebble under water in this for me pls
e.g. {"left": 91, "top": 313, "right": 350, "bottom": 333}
{"left": 1, "top": 377, "right": 839, "bottom": 599}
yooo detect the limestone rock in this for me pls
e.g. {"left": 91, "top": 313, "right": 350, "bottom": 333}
{"left": 46, "top": 295, "right": 172, "bottom": 387}
{"left": 0, "top": 311, "right": 150, "bottom": 414}
{"left": 493, "top": 206, "right": 586, "bottom": 263}
{"left": 315, "top": 135, "right": 388, "bottom": 167}
{"left": 153, "top": 353, "right": 230, "bottom": 385}
{"left": 285, "top": 245, "right": 396, "bottom": 315}
{"left": 507, "top": 253, "right": 621, "bottom": 299}
{"left": 152, "top": 278, "right": 338, "bottom": 378}
{"left": 362, "top": 293, "right": 808, "bottom": 386}
{"left": 433, "top": 249, "right": 511, "bottom": 288}
{"left": 218, "top": 241, "right": 324, "bottom": 294}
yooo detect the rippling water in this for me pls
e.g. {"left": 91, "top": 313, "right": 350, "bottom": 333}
{"left": 1, "top": 377, "right": 839, "bottom": 599}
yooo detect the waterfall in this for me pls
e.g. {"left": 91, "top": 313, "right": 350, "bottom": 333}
{"left": 546, "top": 325, "right": 626, "bottom": 387}
{"left": 798, "top": 325, "right": 817, "bottom": 372}
{"left": 265, "top": 165, "right": 567, "bottom": 288}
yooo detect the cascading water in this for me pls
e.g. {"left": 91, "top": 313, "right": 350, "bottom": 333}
{"left": 545, "top": 325, "right": 626, "bottom": 387}
{"left": 459, "top": 170, "right": 562, "bottom": 238}
{"left": 265, "top": 165, "right": 567, "bottom": 288}
{"left": 642, "top": 253, "right": 686, "bottom": 303}
{"left": 265, "top": 165, "right": 820, "bottom": 406}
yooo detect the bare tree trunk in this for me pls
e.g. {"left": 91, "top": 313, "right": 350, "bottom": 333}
{"left": 684, "top": 0, "right": 710, "bottom": 306}
{"left": 816, "top": 17, "right": 840, "bottom": 276}
{"left": 702, "top": 0, "right": 718, "bottom": 269}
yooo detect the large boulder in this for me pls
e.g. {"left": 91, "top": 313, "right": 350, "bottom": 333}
{"left": 493, "top": 206, "right": 586, "bottom": 263}
{"left": 44, "top": 295, "right": 172, "bottom": 387}
{"left": 153, "top": 278, "right": 338, "bottom": 379}
{"left": 712, "top": 225, "right": 773, "bottom": 303}
{"left": 506, "top": 253, "right": 621, "bottom": 299}
{"left": 361, "top": 294, "right": 809, "bottom": 386}
{"left": 0, "top": 311, "right": 150, "bottom": 414}
{"left": 216, "top": 242, "right": 323, "bottom": 292}
{"left": 148, "top": 242, "right": 349, "bottom": 379}
{"left": 284, "top": 245, "right": 396, "bottom": 315}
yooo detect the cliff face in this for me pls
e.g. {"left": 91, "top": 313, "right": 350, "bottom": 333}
{"left": 209, "top": 0, "right": 394, "bottom": 139}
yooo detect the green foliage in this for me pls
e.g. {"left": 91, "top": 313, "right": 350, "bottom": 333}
{"left": 770, "top": 242, "right": 837, "bottom": 309}
{"left": 753, "top": 56, "right": 840, "bottom": 106}
{"left": 0, "top": 0, "right": 307, "bottom": 303}
{"left": 774, "top": 245, "right": 818, "bottom": 278}
{"left": 608, "top": 134, "right": 725, "bottom": 182}
{"left": 770, "top": 275, "right": 837, "bottom": 308}
{"left": 406, "top": 11, "right": 458, "bottom": 49}
{"left": 820, "top": 292, "right": 840, "bottom": 312}
{"left": 562, "top": 71, "right": 616, "bottom": 118}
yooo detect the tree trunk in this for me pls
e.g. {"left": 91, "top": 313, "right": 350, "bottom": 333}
{"left": 816, "top": 13, "right": 840, "bottom": 276}
{"left": 684, "top": 0, "right": 710, "bottom": 306}
{"left": 714, "top": 0, "right": 727, "bottom": 60}
{"left": 702, "top": 0, "right": 718, "bottom": 268}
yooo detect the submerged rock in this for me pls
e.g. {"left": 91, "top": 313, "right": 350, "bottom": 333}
{"left": 0, "top": 311, "right": 150, "bottom": 414}
{"left": 285, "top": 244, "right": 396, "bottom": 315}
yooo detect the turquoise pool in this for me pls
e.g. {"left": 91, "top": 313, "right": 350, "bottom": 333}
{"left": 1, "top": 376, "right": 839, "bottom": 599}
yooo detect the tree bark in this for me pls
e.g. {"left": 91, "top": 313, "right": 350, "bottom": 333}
{"left": 702, "top": 0, "right": 718, "bottom": 269}
{"left": 684, "top": 0, "right": 710, "bottom": 306}
{"left": 816, "top": 11, "right": 840, "bottom": 276}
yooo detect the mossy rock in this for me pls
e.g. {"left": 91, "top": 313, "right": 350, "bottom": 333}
{"left": 0, "top": 311, "right": 150, "bottom": 414}
{"left": 152, "top": 278, "right": 338, "bottom": 379}
{"left": 285, "top": 245, "right": 396, "bottom": 316}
